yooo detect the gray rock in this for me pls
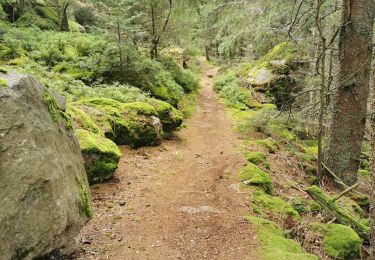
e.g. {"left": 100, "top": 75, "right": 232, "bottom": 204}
{"left": 0, "top": 73, "right": 92, "bottom": 259}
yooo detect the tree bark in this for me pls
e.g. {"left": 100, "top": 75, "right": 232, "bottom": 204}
{"left": 324, "top": 0, "right": 375, "bottom": 185}
{"left": 205, "top": 45, "right": 210, "bottom": 61}
{"left": 370, "top": 60, "right": 375, "bottom": 258}
{"left": 60, "top": 3, "right": 69, "bottom": 32}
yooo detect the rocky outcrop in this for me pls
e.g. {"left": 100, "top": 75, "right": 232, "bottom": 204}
{"left": 240, "top": 42, "right": 304, "bottom": 109}
{"left": 0, "top": 73, "right": 92, "bottom": 259}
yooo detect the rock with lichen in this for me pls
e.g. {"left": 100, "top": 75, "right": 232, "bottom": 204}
{"left": 239, "top": 42, "right": 305, "bottom": 109}
{"left": 0, "top": 73, "right": 91, "bottom": 259}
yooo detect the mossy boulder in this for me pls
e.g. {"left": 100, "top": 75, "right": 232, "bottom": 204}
{"left": 239, "top": 42, "right": 303, "bottom": 109}
{"left": 239, "top": 163, "right": 272, "bottom": 194}
{"left": 147, "top": 98, "right": 184, "bottom": 133}
{"left": 245, "top": 216, "right": 318, "bottom": 260}
{"left": 76, "top": 129, "right": 121, "bottom": 184}
{"left": 310, "top": 223, "right": 361, "bottom": 259}
{"left": 70, "top": 98, "right": 163, "bottom": 148}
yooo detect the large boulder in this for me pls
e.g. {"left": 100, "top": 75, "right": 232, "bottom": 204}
{"left": 240, "top": 42, "right": 304, "bottom": 109}
{"left": 0, "top": 73, "right": 92, "bottom": 259}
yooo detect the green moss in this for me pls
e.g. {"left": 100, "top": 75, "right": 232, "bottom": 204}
{"left": 290, "top": 196, "right": 310, "bottom": 214}
{"left": 240, "top": 42, "right": 298, "bottom": 79}
{"left": 147, "top": 98, "right": 184, "bottom": 133}
{"left": 239, "top": 163, "right": 272, "bottom": 194}
{"left": 42, "top": 88, "right": 73, "bottom": 132}
{"left": 306, "top": 186, "right": 370, "bottom": 240}
{"left": 253, "top": 138, "right": 279, "bottom": 153}
{"left": 244, "top": 151, "right": 270, "bottom": 169}
{"left": 245, "top": 215, "right": 318, "bottom": 260}
{"left": 279, "top": 129, "right": 296, "bottom": 141}
{"left": 337, "top": 196, "right": 365, "bottom": 219}
{"left": 358, "top": 169, "right": 369, "bottom": 178}
{"left": 78, "top": 180, "right": 93, "bottom": 218}
{"left": 76, "top": 129, "right": 121, "bottom": 184}
{"left": 0, "top": 67, "right": 9, "bottom": 74}
{"left": 0, "top": 78, "right": 8, "bottom": 88}
{"left": 67, "top": 104, "right": 101, "bottom": 135}
{"left": 178, "top": 91, "right": 198, "bottom": 118}
{"left": 309, "top": 202, "right": 321, "bottom": 213}
{"left": 73, "top": 98, "right": 163, "bottom": 148}
{"left": 17, "top": 11, "right": 58, "bottom": 30}
{"left": 252, "top": 189, "right": 301, "bottom": 221}
{"left": 310, "top": 223, "right": 361, "bottom": 259}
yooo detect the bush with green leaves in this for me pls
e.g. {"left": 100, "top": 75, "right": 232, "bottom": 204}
{"left": 0, "top": 24, "right": 196, "bottom": 106}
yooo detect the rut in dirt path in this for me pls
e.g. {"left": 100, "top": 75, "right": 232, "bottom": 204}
{"left": 77, "top": 62, "right": 258, "bottom": 260}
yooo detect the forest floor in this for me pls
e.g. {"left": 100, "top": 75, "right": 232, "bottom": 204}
{"left": 75, "top": 61, "right": 258, "bottom": 259}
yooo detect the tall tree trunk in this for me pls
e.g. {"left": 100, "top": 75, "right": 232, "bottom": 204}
{"left": 60, "top": 3, "right": 69, "bottom": 32}
{"left": 370, "top": 62, "right": 375, "bottom": 259}
{"left": 324, "top": 0, "right": 375, "bottom": 185}
{"left": 205, "top": 45, "right": 210, "bottom": 61}
{"left": 117, "top": 19, "right": 124, "bottom": 78}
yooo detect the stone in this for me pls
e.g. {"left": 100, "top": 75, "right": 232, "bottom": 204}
{"left": 0, "top": 73, "right": 92, "bottom": 259}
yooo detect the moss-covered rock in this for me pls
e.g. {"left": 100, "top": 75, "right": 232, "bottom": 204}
{"left": 76, "top": 129, "right": 121, "bottom": 184}
{"left": 244, "top": 151, "right": 270, "bottom": 169}
{"left": 310, "top": 223, "right": 361, "bottom": 259}
{"left": 147, "top": 98, "right": 184, "bottom": 133}
{"left": 239, "top": 163, "right": 272, "bottom": 194}
{"left": 67, "top": 104, "right": 102, "bottom": 135}
{"left": 252, "top": 189, "right": 301, "bottom": 221}
{"left": 245, "top": 216, "right": 318, "bottom": 260}
{"left": 71, "top": 98, "right": 163, "bottom": 148}
{"left": 239, "top": 42, "right": 303, "bottom": 109}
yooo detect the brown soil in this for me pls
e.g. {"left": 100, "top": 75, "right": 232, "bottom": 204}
{"left": 75, "top": 62, "right": 258, "bottom": 259}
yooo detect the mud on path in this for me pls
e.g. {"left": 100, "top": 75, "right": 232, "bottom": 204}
{"left": 76, "top": 62, "right": 258, "bottom": 260}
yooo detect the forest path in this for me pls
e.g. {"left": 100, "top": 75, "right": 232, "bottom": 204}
{"left": 77, "top": 60, "right": 258, "bottom": 259}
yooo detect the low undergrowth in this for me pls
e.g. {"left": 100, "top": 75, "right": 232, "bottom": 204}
{"left": 214, "top": 62, "right": 368, "bottom": 259}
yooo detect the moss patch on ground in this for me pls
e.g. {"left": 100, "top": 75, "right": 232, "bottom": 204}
{"left": 245, "top": 215, "right": 318, "bottom": 260}
{"left": 239, "top": 163, "right": 272, "bottom": 194}
{"left": 310, "top": 223, "right": 361, "bottom": 259}
{"left": 252, "top": 189, "right": 301, "bottom": 221}
{"left": 244, "top": 151, "right": 270, "bottom": 169}
{"left": 76, "top": 129, "right": 121, "bottom": 184}
{"left": 251, "top": 138, "right": 279, "bottom": 153}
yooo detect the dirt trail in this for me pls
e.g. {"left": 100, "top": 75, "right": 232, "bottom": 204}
{"left": 76, "top": 61, "right": 258, "bottom": 259}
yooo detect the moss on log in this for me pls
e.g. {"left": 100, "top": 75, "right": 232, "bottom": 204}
{"left": 305, "top": 185, "right": 369, "bottom": 242}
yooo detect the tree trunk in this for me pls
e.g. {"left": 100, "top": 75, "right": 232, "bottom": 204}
{"left": 205, "top": 45, "right": 210, "bottom": 61}
{"left": 370, "top": 61, "right": 375, "bottom": 258}
{"left": 324, "top": 0, "right": 375, "bottom": 186}
{"left": 60, "top": 3, "right": 69, "bottom": 32}
{"left": 117, "top": 19, "right": 124, "bottom": 75}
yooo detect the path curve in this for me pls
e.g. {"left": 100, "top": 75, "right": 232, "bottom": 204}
{"left": 77, "top": 61, "right": 257, "bottom": 259}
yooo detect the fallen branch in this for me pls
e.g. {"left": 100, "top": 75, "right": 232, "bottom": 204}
{"left": 305, "top": 185, "right": 369, "bottom": 241}
{"left": 331, "top": 183, "right": 359, "bottom": 202}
